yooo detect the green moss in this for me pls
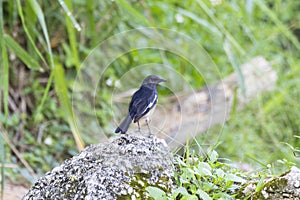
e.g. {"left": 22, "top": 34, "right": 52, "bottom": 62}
{"left": 117, "top": 172, "right": 173, "bottom": 199}
{"left": 252, "top": 178, "right": 288, "bottom": 199}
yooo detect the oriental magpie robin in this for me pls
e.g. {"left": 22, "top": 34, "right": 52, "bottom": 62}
{"left": 115, "top": 74, "right": 166, "bottom": 134}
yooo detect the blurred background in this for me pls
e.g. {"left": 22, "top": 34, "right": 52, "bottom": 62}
{"left": 0, "top": 0, "right": 299, "bottom": 191}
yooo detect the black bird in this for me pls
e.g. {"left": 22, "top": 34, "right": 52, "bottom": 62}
{"left": 115, "top": 74, "right": 166, "bottom": 134}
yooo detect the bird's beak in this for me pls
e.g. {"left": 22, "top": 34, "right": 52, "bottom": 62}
{"left": 159, "top": 78, "right": 166, "bottom": 83}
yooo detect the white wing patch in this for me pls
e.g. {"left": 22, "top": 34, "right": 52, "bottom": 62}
{"left": 148, "top": 94, "right": 157, "bottom": 108}
{"left": 141, "top": 94, "right": 157, "bottom": 116}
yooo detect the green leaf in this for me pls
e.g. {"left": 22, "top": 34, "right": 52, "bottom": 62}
{"left": 146, "top": 186, "right": 166, "bottom": 200}
{"left": 194, "top": 162, "right": 212, "bottom": 176}
{"left": 177, "top": 158, "right": 187, "bottom": 167}
{"left": 225, "top": 173, "right": 246, "bottom": 183}
{"left": 196, "top": 189, "right": 212, "bottom": 200}
{"left": 255, "top": 176, "right": 266, "bottom": 193}
{"left": 4, "top": 34, "right": 41, "bottom": 70}
{"left": 215, "top": 168, "right": 225, "bottom": 178}
{"left": 181, "top": 194, "right": 198, "bottom": 200}
{"left": 172, "top": 186, "right": 190, "bottom": 196}
{"left": 208, "top": 150, "right": 219, "bottom": 163}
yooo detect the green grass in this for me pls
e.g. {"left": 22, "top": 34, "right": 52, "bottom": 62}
{"left": 0, "top": 0, "right": 9, "bottom": 121}
{"left": 0, "top": 0, "right": 9, "bottom": 196}
{"left": 198, "top": 81, "right": 300, "bottom": 171}
{"left": 61, "top": 0, "right": 81, "bottom": 71}
{"left": 0, "top": 0, "right": 299, "bottom": 191}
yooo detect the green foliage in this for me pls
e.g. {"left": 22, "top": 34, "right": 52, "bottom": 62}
{"left": 198, "top": 82, "right": 300, "bottom": 171}
{"left": 146, "top": 186, "right": 168, "bottom": 200}
{"left": 0, "top": 0, "right": 9, "bottom": 195}
{"left": 147, "top": 148, "right": 249, "bottom": 199}
{"left": 148, "top": 147, "right": 296, "bottom": 200}
{"left": 172, "top": 149, "right": 246, "bottom": 199}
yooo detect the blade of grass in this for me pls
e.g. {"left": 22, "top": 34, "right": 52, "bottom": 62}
{"left": 28, "top": 0, "right": 55, "bottom": 120}
{"left": 4, "top": 34, "right": 41, "bottom": 70}
{"left": 85, "top": 0, "right": 97, "bottom": 46}
{"left": 0, "top": 125, "right": 37, "bottom": 181}
{"left": 223, "top": 39, "right": 245, "bottom": 95}
{"left": 196, "top": 0, "right": 246, "bottom": 56}
{"left": 199, "top": 0, "right": 248, "bottom": 80}
{"left": 7, "top": 0, "right": 15, "bottom": 32}
{"left": 33, "top": 71, "right": 54, "bottom": 122}
{"left": 58, "top": 0, "right": 81, "bottom": 32}
{"left": 59, "top": 0, "right": 81, "bottom": 71}
{"left": 0, "top": 0, "right": 9, "bottom": 120}
{"left": 246, "top": 153, "right": 268, "bottom": 167}
{"left": 16, "top": 0, "right": 47, "bottom": 68}
{"left": 115, "top": 0, "right": 152, "bottom": 26}
{"left": 254, "top": 0, "right": 300, "bottom": 50}
{"left": 177, "top": 8, "right": 221, "bottom": 36}
{"left": 228, "top": 88, "right": 238, "bottom": 122}
{"left": 54, "top": 62, "right": 84, "bottom": 151}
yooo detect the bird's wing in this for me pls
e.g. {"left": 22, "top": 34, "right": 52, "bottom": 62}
{"left": 129, "top": 86, "right": 158, "bottom": 122}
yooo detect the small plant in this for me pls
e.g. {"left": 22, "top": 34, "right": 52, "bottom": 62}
{"left": 147, "top": 148, "right": 247, "bottom": 200}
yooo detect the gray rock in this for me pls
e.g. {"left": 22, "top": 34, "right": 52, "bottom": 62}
{"left": 242, "top": 166, "right": 300, "bottom": 199}
{"left": 23, "top": 133, "right": 174, "bottom": 200}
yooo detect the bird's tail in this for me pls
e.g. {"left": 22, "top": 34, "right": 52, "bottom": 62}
{"left": 115, "top": 114, "right": 132, "bottom": 134}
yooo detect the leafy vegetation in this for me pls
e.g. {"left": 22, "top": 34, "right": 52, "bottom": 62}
{"left": 147, "top": 146, "right": 295, "bottom": 200}
{"left": 171, "top": 149, "right": 246, "bottom": 200}
{"left": 147, "top": 149, "right": 246, "bottom": 199}
{"left": 0, "top": 0, "right": 299, "bottom": 197}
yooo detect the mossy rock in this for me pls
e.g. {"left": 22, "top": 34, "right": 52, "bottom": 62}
{"left": 238, "top": 166, "right": 300, "bottom": 200}
{"left": 23, "top": 133, "right": 174, "bottom": 200}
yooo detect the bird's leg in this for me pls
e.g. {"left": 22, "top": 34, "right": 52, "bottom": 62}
{"left": 145, "top": 117, "right": 153, "bottom": 137}
{"left": 137, "top": 121, "right": 141, "bottom": 132}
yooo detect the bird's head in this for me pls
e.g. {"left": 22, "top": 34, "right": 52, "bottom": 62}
{"left": 142, "top": 74, "right": 166, "bottom": 85}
